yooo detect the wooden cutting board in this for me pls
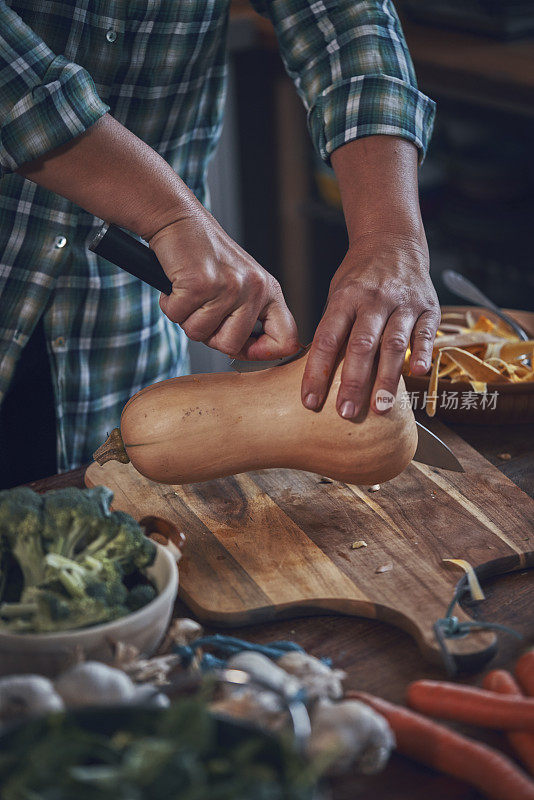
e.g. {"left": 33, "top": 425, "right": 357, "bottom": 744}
{"left": 85, "top": 420, "right": 533, "bottom": 670}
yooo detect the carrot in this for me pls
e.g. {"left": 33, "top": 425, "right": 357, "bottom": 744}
{"left": 407, "top": 679, "right": 534, "bottom": 731}
{"left": 483, "top": 670, "right": 534, "bottom": 776}
{"left": 347, "top": 690, "right": 534, "bottom": 800}
{"left": 483, "top": 669, "right": 524, "bottom": 696}
{"left": 516, "top": 651, "right": 534, "bottom": 697}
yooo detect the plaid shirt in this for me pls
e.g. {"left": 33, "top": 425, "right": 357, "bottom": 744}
{"left": 0, "top": 0, "right": 435, "bottom": 472}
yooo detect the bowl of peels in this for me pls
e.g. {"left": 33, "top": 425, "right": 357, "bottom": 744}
{"left": 403, "top": 307, "right": 534, "bottom": 424}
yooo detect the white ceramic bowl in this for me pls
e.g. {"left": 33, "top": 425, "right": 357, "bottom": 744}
{"left": 0, "top": 543, "right": 179, "bottom": 676}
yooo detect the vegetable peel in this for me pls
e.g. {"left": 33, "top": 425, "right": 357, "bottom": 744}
{"left": 442, "top": 558, "right": 485, "bottom": 601}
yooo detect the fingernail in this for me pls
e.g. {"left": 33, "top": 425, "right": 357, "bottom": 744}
{"left": 415, "top": 359, "right": 428, "bottom": 370}
{"left": 340, "top": 401, "right": 355, "bottom": 419}
{"left": 304, "top": 393, "right": 319, "bottom": 410}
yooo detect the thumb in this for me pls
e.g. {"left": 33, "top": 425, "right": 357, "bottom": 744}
{"left": 236, "top": 299, "right": 302, "bottom": 361}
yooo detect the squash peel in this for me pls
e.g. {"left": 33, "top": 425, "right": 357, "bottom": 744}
{"left": 443, "top": 558, "right": 485, "bottom": 602}
{"left": 403, "top": 309, "right": 534, "bottom": 418}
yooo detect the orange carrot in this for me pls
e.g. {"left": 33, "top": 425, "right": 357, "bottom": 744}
{"left": 347, "top": 690, "right": 534, "bottom": 800}
{"left": 483, "top": 670, "right": 534, "bottom": 776}
{"left": 516, "top": 651, "right": 534, "bottom": 697}
{"left": 407, "top": 679, "right": 534, "bottom": 731}
{"left": 483, "top": 670, "right": 522, "bottom": 695}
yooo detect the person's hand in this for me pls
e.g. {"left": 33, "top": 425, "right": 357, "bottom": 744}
{"left": 301, "top": 231, "right": 440, "bottom": 417}
{"left": 149, "top": 210, "right": 300, "bottom": 361}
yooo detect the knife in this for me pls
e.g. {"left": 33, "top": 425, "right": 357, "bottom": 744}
{"left": 89, "top": 223, "right": 267, "bottom": 336}
{"left": 89, "top": 224, "right": 462, "bottom": 473}
{"left": 89, "top": 223, "right": 173, "bottom": 294}
{"left": 89, "top": 223, "right": 291, "bottom": 344}
{"left": 413, "top": 421, "right": 464, "bottom": 472}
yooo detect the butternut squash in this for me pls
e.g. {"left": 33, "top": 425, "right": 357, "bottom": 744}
{"left": 94, "top": 354, "right": 417, "bottom": 485}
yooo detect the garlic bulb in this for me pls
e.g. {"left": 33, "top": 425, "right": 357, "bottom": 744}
{"left": 211, "top": 687, "right": 286, "bottom": 731}
{"left": 226, "top": 651, "right": 302, "bottom": 699}
{"left": 112, "top": 641, "right": 179, "bottom": 684}
{"left": 162, "top": 617, "right": 203, "bottom": 651}
{"left": 54, "top": 662, "right": 136, "bottom": 707}
{"left": 0, "top": 675, "right": 64, "bottom": 723}
{"left": 131, "top": 683, "right": 170, "bottom": 708}
{"left": 277, "top": 651, "right": 345, "bottom": 701}
{"left": 307, "top": 698, "right": 395, "bottom": 775}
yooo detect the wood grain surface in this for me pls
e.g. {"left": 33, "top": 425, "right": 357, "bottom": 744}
{"left": 30, "top": 418, "right": 534, "bottom": 800}
{"left": 86, "top": 418, "right": 533, "bottom": 670}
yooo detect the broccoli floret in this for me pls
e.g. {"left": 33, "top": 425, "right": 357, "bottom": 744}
{"left": 0, "top": 487, "right": 46, "bottom": 594}
{"left": 39, "top": 589, "right": 72, "bottom": 623}
{"left": 0, "top": 588, "right": 128, "bottom": 633}
{"left": 44, "top": 598, "right": 129, "bottom": 632}
{"left": 84, "top": 511, "right": 156, "bottom": 574}
{"left": 44, "top": 552, "right": 98, "bottom": 599}
{"left": 0, "top": 587, "right": 70, "bottom": 629}
{"left": 0, "top": 487, "right": 155, "bottom": 634}
{"left": 126, "top": 583, "right": 157, "bottom": 611}
{"left": 44, "top": 552, "right": 127, "bottom": 607}
{"left": 84, "top": 556, "right": 128, "bottom": 606}
{"left": 0, "top": 487, "right": 43, "bottom": 535}
{"left": 35, "top": 588, "right": 128, "bottom": 632}
{"left": 41, "top": 486, "right": 114, "bottom": 558}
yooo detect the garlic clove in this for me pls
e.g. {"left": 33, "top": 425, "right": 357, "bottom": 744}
{"left": 162, "top": 617, "right": 203, "bottom": 650}
{"left": 227, "top": 651, "right": 302, "bottom": 700}
{"left": 54, "top": 661, "right": 136, "bottom": 707}
{"left": 307, "top": 698, "right": 395, "bottom": 775}
{"left": 277, "top": 651, "right": 346, "bottom": 701}
{"left": 131, "top": 683, "right": 170, "bottom": 708}
{"left": 211, "top": 687, "right": 286, "bottom": 731}
{"left": 0, "top": 675, "right": 64, "bottom": 723}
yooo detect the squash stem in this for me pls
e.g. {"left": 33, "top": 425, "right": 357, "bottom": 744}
{"left": 93, "top": 428, "right": 130, "bottom": 465}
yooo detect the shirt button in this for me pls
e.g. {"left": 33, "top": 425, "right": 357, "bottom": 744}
{"left": 54, "top": 235, "right": 67, "bottom": 249}
{"left": 52, "top": 336, "right": 66, "bottom": 351}
{"left": 106, "top": 29, "right": 117, "bottom": 43}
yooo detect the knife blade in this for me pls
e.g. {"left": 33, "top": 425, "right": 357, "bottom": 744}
{"left": 229, "top": 347, "right": 308, "bottom": 371}
{"left": 414, "top": 421, "right": 464, "bottom": 472}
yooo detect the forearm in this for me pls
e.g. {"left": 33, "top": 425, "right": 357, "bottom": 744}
{"left": 331, "top": 136, "right": 426, "bottom": 250}
{"left": 17, "top": 111, "right": 298, "bottom": 360}
{"left": 17, "top": 113, "right": 197, "bottom": 241}
{"left": 302, "top": 134, "right": 439, "bottom": 418}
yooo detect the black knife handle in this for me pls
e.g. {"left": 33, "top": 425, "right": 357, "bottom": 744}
{"left": 88, "top": 223, "right": 173, "bottom": 295}
{"left": 89, "top": 222, "right": 264, "bottom": 337}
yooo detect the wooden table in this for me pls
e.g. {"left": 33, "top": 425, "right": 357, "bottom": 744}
{"left": 28, "top": 421, "right": 533, "bottom": 800}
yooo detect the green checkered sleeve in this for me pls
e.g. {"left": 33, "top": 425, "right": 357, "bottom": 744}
{"left": 251, "top": 0, "right": 436, "bottom": 163}
{"left": 0, "top": 1, "right": 110, "bottom": 176}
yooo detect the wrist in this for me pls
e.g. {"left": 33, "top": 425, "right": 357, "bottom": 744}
{"left": 345, "top": 216, "right": 426, "bottom": 248}
{"left": 131, "top": 178, "right": 203, "bottom": 243}
{"left": 331, "top": 135, "right": 424, "bottom": 250}
{"left": 346, "top": 226, "right": 428, "bottom": 261}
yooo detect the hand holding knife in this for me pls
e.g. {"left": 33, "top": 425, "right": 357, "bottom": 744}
{"left": 90, "top": 223, "right": 270, "bottom": 339}
{"left": 89, "top": 223, "right": 463, "bottom": 473}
